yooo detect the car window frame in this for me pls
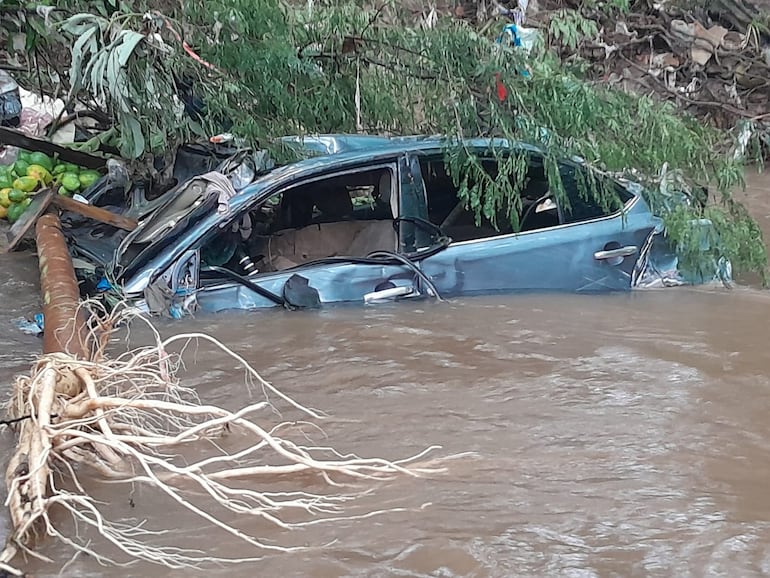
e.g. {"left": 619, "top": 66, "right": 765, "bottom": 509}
{"left": 189, "top": 161, "right": 401, "bottom": 279}
{"left": 554, "top": 162, "right": 636, "bottom": 226}
{"left": 414, "top": 152, "right": 640, "bottom": 248}
{"left": 416, "top": 152, "right": 564, "bottom": 244}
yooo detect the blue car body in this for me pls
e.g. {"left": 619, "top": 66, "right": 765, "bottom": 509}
{"left": 66, "top": 135, "right": 722, "bottom": 315}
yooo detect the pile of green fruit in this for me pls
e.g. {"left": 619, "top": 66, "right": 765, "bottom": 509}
{"left": 0, "top": 149, "right": 102, "bottom": 224}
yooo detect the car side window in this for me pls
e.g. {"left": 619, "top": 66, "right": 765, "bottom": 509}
{"left": 559, "top": 165, "right": 634, "bottom": 224}
{"left": 273, "top": 167, "right": 395, "bottom": 229}
{"left": 420, "top": 155, "right": 561, "bottom": 243}
{"left": 201, "top": 164, "right": 399, "bottom": 277}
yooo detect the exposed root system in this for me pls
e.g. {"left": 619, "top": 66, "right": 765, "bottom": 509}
{"left": 0, "top": 303, "right": 445, "bottom": 574}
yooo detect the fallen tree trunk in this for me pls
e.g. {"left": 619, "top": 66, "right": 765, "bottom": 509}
{"left": 1, "top": 212, "right": 88, "bottom": 576}
{"left": 35, "top": 213, "right": 88, "bottom": 357}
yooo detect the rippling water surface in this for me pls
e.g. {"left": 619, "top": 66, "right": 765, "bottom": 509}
{"left": 0, "top": 175, "right": 768, "bottom": 577}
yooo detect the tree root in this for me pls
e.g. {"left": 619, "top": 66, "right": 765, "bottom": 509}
{"left": 0, "top": 303, "right": 447, "bottom": 573}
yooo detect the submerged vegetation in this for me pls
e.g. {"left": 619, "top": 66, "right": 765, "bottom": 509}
{"left": 1, "top": 0, "right": 767, "bottom": 278}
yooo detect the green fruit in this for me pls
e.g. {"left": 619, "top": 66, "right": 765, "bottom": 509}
{"left": 52, "top": 164, "right": 67, "bottom": 176}
{"left": 28, "top": 152, "right": 54, "bottom": 172}
{"left": 13, "top": 159, "right": 29, "bottom": 177}
{"left": 8, "top": 188, "right": 28, "bottom": 203}
{"left": 17, "top": 150, "right": 31, "bottom": 162}
{"left": 0, "top": 164, "right": 9, "bottom": 175}
{"left": 78, "top": 170, "right": 100, "bottom": 189}
{"left": 26, "top": 164, "right": 53, "bottom": 185}
{"left": 63, "top": 163, "right": 80, "bottom": 174}
{"left": 7, "top": 202, "right": 24, "bottom": 224}
{"left": 0, "top": 174, "right": 11, "bottom": 189}
{"left": 12, "top": 176, "right": 38, "bottom": 192}
{"left": 57, "top": 186, "right": 72, "bottom": 197}
{"left": 61, "top": 173, "right": 81, "bottom": 192}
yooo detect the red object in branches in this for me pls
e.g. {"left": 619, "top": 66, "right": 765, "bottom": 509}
{"left": 494, "top": 72, "right": 508, "bottom": 102}
{"left": 153, "top": 11, "right": 219, "bottom": 72}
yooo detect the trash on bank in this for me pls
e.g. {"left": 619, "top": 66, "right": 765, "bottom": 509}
{"left": 497, "top": 23, "right": 540, "bottom": 54}
{"left": 0, "top": 71, "right": 22, "bottom": 129}
{"left": 669, "top": 19, "right": 729, "bottom": 67}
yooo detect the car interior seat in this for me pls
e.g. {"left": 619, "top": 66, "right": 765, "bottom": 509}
{"left": 313, "top": 181, "right": 354, "bottom": 222}
{"left": 347, "top": 169, "right": 398, "bottom": 256}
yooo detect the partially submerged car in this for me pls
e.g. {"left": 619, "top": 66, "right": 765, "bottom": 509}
{"left": 62, "top": 135, "right": 727, "bottom": 316}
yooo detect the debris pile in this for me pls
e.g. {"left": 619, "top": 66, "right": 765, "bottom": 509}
{"left": 571, "top": 7, "right": 769, "bottom": 133}
{"left": 447, "top": 0, "right": 770, "bottom": 145}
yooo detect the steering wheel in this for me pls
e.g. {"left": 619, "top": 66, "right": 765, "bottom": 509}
{"left": 519, "top": 193, "right": 553, "bottom": 231}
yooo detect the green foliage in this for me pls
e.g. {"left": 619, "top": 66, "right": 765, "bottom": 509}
{"left": 581, "top": 0, "right": 632, "bottom": 15}
{"left": 663, "top": 201, "right": 767, "bottom": 285}
{"left": 547, "top": 9, "right": 599, "bottom": 50}
{"left": 58, "top": 12, "right": 196, "bottom": 159}
{"left": 608, "top": 0, "right": 632, "bottom": 13}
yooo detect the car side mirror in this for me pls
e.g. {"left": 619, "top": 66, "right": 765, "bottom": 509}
{"left": 162, "top": 249, "right": 200, "bottom": 296}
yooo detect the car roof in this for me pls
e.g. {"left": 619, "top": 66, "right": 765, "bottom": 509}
{"left": 229, "top": 134, "right": 542, "bottom": 211}
{"left": 279, "top": 133, "right": 538, "bottom": 159}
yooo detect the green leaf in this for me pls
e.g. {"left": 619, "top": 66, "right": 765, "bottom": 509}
{"left": 68, "top": 24, "right": 98, "bottom": 97}
{"left": 120, "top": 115, "right": 145, "bottom": 159}
{"left": 60, "top": 14, "right": 103, "bottom": 37}
{"left": 116, "top": 31, "right": 144, "bottom": 67}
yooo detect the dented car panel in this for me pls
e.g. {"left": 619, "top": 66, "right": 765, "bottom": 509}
{"left": 64, "top": 135, "right": 728, "bottom": 315}
{"left": 194, "top": 262, "right": 416, "bottom": 312}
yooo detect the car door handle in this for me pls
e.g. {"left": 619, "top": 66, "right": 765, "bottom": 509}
{"left": 594, "top": 245, "right": 638, "bottom": 260}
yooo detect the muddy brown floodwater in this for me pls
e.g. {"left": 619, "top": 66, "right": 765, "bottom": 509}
{"left": 0, "top": 173, "right": 768, "bottom": 578}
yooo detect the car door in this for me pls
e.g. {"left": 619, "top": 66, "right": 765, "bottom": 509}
{"left": 416, "top": 161, "right": 661, "bottom": 295}
{"left": 189, "top": 159, "right": 422, "bottom": 312}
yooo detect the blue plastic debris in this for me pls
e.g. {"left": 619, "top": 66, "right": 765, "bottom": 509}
{"left": 14, "top": 314, "right": 44, "bottom": 336}
{"left": 0, "top": 70, "right": 22, "bottom": 127}
{"left": 96, "top": 277, "right": 113, "bottom": 292}
{"left": 169, "top": 288, "right": 198, "bottom": 319}
{"left": 496, "top": 23, "right": 540, "bottom": 55}
{"left": 495, "top": 23, "right": 540, "bottom": 80}
{"left": 498, "top": 23, "right": 523, "bottom": 47}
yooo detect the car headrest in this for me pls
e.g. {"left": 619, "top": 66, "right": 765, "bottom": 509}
{"left": 378, "top": 170, "right": 391, "bottom": 202}
{"left": 314, "top": 185, "right": 353, "bottom": 220}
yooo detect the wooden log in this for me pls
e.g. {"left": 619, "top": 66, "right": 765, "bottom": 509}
{"left": 35, "top": 213, "right": 89, "bottom": 357}
{"left": 3, "top": 189, "right": 54, "bottom": 253}
{"left": 52, "top": 194, "right": 138, "bottom": 231}
{"left": 0, "top": 126, "right": 107, "bottom": 170}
